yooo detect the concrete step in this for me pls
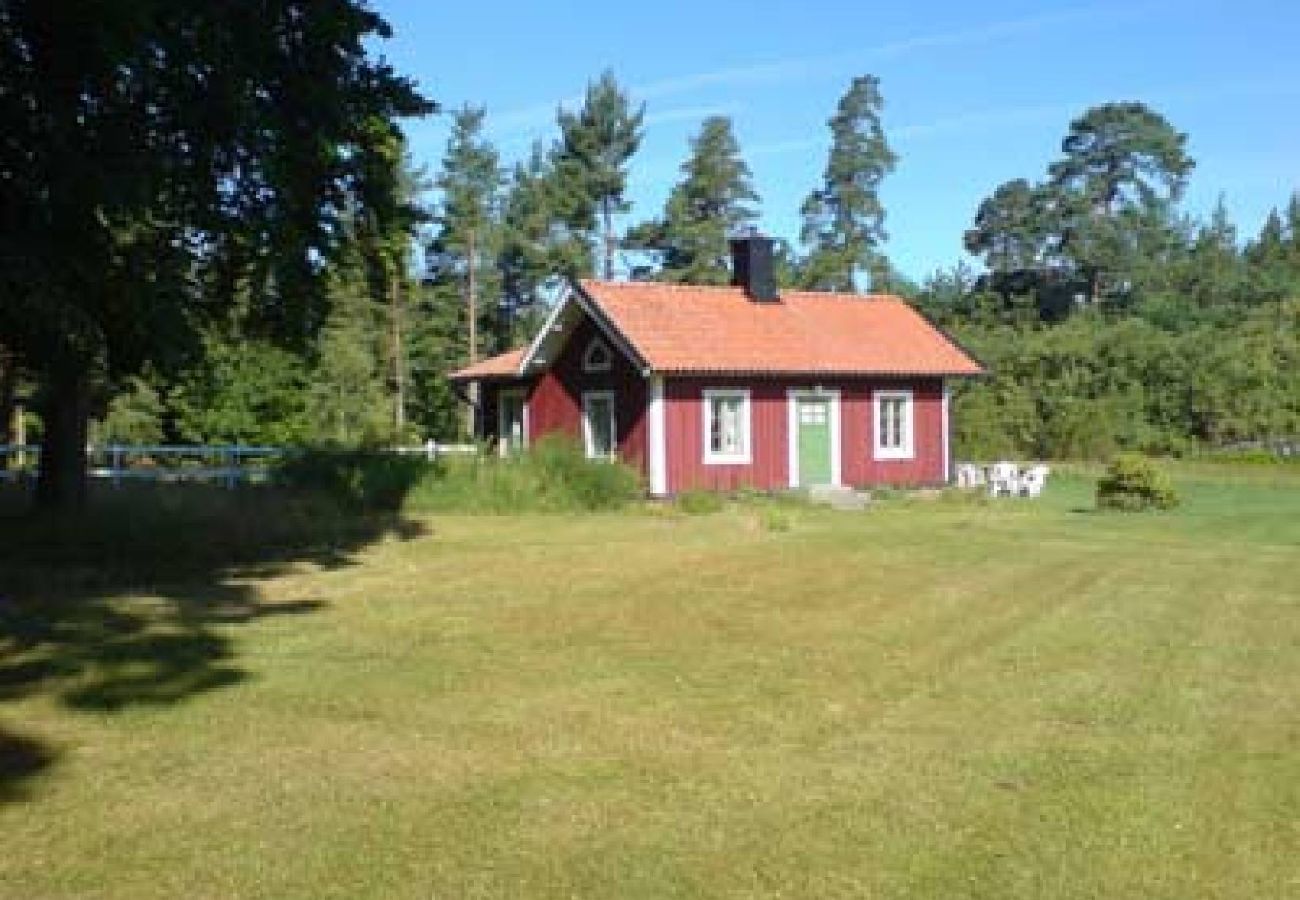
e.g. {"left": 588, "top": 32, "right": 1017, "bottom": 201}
{"left": 807, "top": 485, "right": 872, "bottom": 511}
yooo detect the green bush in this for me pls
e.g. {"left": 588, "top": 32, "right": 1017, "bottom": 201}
{"left": 675, "top": 489, "right": 724, "bottom": 515}
{"left": 276, "top": 449, "right": 436, "bottom": 512}
{"left": 1096, "top": 454, "right": 1180, "bottom": 512}
{"left": 409, "top": 435, "right": 642, "bottom": 513}
{"left": 759, "top": 506, "right": 793, "bottom": 532}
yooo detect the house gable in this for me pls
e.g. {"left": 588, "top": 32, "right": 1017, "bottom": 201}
{"left": 526, "top": 306, "right": 648, "bottom": 469}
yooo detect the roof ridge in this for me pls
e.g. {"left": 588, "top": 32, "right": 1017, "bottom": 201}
{"left": 580, "top": 279, "right": 905, "bottom": 303}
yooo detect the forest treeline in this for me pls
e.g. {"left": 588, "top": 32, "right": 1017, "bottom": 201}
{"left": 3, "top": 1, "right": 1298, "bottom": 512}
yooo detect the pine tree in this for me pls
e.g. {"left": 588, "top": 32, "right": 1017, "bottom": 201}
{"left": 627, "top": 117, "right": 759, "bottom": 285}
{"left": 799, "top": 75, "right": 898, "bottom": 292}
{"left": 1047, "top": 102, "right": 1194, "bottom": 304}
{"left": 498, "top": 142, "right": 563, "bottom": 344}
{"left": 309, "top": 241, "right": 392, "bottom": 445}
{"left": 963, "top": 179, "right": 1055, "bottom": 274}
{"left": 555, "top": 71, "right": 645, "bottom": 280}
{"left": 432, "top": 106, "right": 504, "bottom": 365}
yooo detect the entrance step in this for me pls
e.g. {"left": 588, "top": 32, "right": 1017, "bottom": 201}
{"left": 806, "top": 485, "right": 872, "bottom": 511}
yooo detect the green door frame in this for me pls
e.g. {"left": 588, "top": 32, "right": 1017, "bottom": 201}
{"left": 787, "top": 388, "right": 841, "bottom": 488}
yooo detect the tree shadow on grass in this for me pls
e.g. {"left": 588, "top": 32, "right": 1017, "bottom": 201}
{"left": 0, "top": 479, "right": 431, "bottom": 802}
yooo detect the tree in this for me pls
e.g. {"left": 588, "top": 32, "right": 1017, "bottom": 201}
{"left": 0, "top": 0, "right": 432, "bottom": 509}
{"left": 555, "top": 71, "right": 645, "bottom": 280}
{"left": 432, "top": 106, "right": 504, "bottom": 366}
{"left": 963, "top": 179, "right": 1055, "bottom": 274}
{"left": 307, "top": 240, "right": 393, "bottom": 446}
{"left": 799, "top": 75, "right": 898, "bottom": 292}
{"left": 498, "top": 142, "right": 564, "bottom": 344}
{"left": 1047, "top": 102, "right": 1193, "bottom": 303}
{"left": 626, "top": 116, "right": 759, "bottom": 285}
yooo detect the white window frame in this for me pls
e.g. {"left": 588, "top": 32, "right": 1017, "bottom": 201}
{"left": 581, "top": 390, "right": 617, "bottom": 460}
{"left": 582, "top": 337, "right": 613, "bottom": 373}
{"left": 702, "top": 388, "right": 752, "bottom": 465}
{"left": 496, "top": 387, "right": 528, "bottom": 456}
{"left": 873, "top": 389, "right": 915, "bottom": 460}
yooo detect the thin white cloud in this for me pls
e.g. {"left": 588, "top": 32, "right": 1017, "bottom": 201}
{"left": 489, "top": 1, "right": 1161, "bottom": 136}
{"left": 748, "top": 77, "right": 1300, "bottom": 158}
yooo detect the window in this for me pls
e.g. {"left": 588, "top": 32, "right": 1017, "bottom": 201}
{"left": 582, "top": 338, "right": 612, "bottom": 373}
{"left": 874, "top": 390, "right": 914, "bottom": 460}
{"left": 497, "top": 389, "right": 527, "bottom": 455}
{"left": 703, "top": 389, "right": 751, "bottom": 464}
{"left": 582, "top": 391, "right": 617, "bottom": 460}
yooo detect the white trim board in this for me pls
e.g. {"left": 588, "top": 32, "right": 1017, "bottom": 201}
{"left": 647, "top": 376, "right": 668, "bottom": 495}
{"left": 941, "top": 382, "right": 951, "bottom": 483}
{"left": 786, "top": 388, "right": 842, "bottom": 488}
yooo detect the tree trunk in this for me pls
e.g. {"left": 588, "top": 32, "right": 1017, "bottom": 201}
{"left": 0, "top": 346, "right": 15, "bottom": 448}
{"left": 465, "top": 227, "right": 479, "bottom": 440}
{"left": 35, "top": 365, "right": 91, "bottom": 511}
{"left": 602, "top": 197, "right": 615, "bottom": 281}
{"left": 390, "top": 269, "right": 406, "bottom": 436}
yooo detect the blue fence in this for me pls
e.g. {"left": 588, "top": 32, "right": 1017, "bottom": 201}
{"left": 0, "top": 442, "right": 477, "bottom": 488}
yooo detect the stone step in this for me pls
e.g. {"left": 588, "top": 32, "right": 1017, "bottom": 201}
{"left": 807, "top": 485, "right": 872, "bottom": 511}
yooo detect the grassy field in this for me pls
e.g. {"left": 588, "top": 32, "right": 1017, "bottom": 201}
{"left": 1, "top": 466, "right": 1297, "bottom": 898}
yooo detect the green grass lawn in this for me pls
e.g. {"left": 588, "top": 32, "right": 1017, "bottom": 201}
{"left": 1, "top": 467, "right": 1298, "bottom": 898}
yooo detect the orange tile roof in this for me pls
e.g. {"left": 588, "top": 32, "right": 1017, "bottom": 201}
{"left": 577, "top": 280, "right": 984, "bottom": 376}
{"left": 448, "top": 347, "right": 526, "bottom": 381}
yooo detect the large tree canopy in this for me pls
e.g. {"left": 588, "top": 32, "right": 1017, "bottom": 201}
{"left": 0, "top": 0, "right": 432, "bottom": 508}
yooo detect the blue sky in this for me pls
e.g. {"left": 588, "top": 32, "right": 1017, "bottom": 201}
{"left": 372, "top": 0, "right": 1300, "bottom": 281}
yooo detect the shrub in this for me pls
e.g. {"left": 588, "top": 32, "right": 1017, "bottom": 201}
{"left": 408, "top": 435, "right": 642, "bottom": 513}
{"left": 675, "top": 489, "right": 724, "bottom": 515}
{"left": 276, "top": 449, "right": 436, "bottom": 512}
{"left": 759, "top": 506, "right": 793, "bottom": 532}
{"left": 1096, "top": 454, "right": 1179, "bottom": 512}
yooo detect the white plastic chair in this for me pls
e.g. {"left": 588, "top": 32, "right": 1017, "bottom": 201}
{"left": 989, "top": 461, "right": 1019, "bottom": 497}
{"left": 1018, "top": 464, "right": 1050, "bottom": 498}
{"left": 956, "top": 463, "right": 985, "bottom": 488}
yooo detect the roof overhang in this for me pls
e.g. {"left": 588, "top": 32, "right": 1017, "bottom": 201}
{"left": 518, "top": 278, "right": 651, "bottom": 377}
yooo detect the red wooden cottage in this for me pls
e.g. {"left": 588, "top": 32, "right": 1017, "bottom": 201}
{"left": 449, "top": 237, "right": 984, "bottom": 495}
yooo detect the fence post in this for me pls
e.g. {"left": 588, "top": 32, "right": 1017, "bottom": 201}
{"left": 112, "top": 445, "right": 123, "bottom": 488}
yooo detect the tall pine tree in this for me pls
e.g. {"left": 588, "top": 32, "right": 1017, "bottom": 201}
{"left": 431, "top": 106, "right": 504, "bottom": 365}
{"left": 1046, "top": 102, "right": 1193, "bottom": 304}
{"left": 628, "top": 116, "right": 760, "bottom": 284}
{"left": 555, "top": 71, "right": 645, "bottom": 280}
{"left": 799, "top": 75, "right": 897, "bottom": 292}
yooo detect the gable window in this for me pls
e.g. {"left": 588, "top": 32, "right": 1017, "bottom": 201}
{"left": 582, "top": 338, "right": 612, "bottom": 373}
{"left": 582, "top": 390, "right": 617, "bottom": 460}
{"left": 497, "top": 388, "right": 527, "bottom": 456}
{"left": 874, "top": 390, "right": 914, "bottom": 460}
{"left": 703, "top": 389, "right": 751, "bottom": 465}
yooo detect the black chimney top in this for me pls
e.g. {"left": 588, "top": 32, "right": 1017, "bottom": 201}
{"left": 730, "top": 235, "right": 779, "bottom": 302}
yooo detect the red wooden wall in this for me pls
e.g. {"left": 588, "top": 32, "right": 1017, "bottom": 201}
{"left": 663, "top": 376, "right": 946, "bottom": 492}
{"left": 526, "top": 317, "right": 648, "bottom": 470}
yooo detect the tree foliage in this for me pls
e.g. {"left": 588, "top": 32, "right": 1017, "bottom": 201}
{"left": 0, "top": 0, "right": 433, "bottom": 507}
{"left": 627, "top": 116, "right": 760, "bottom": 284}
{"left": 799, "top": 75, "right": 897, "bottom": 291}
{"left": 554, "top": 71, "right": 645, "bottom": 279}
